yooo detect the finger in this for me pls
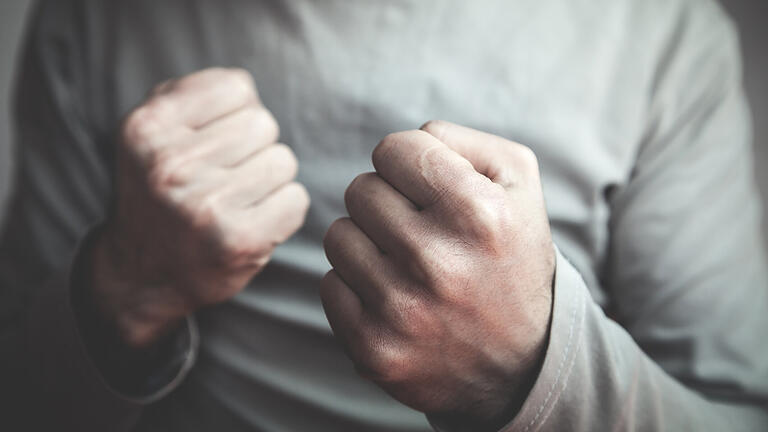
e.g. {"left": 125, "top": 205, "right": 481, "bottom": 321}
{"left": 323, "top": 217, "right": 399, "bottom": 306}
{"left": 420, "top": 120, "right": 538, "bottom": 188}
{"left": 320, "top": 270, "right": 408, "bottom": 384}
{"left": 162, "top": 142, "right": 297, "bottom": 200}
{"left": 159, "top": 104, "right": 280, "bottom": 174}
{"left": 343, "top": 172, "right": 426, "bottom": 257}
{"left": 150, "top": 68, "right": 258, "bottom": 129}
{"left": 229, "top": 182, "right": 310, "bottom": 256}
{"left": 216, "top": 144, "right": 299, "bottom": 207}
{"left": 192, "top": 104, "right": 280, "bottom": 167}
{"left": 371, "top": 130, "right": 482, "bottom": 209}
{"left": 319, "top": 271, "right": 402, "bottom": 382}
{"left": 319, "top": 269, "right": 363, "bottom": 341}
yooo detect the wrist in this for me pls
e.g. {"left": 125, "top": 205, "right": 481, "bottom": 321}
{"left": 427, "top": 352, "right": 547, "bottom": 432}
{"left": 70, "top": 228, "right": 194, "bottom": 398}
{"left": 427, "top": 358, "right": 545, "bottom": 432}
{"left": 87, "top": 226, "right": 185, "bottom": 349}
{"left": 428, "top": 282, "right": 553, "bottom": 432}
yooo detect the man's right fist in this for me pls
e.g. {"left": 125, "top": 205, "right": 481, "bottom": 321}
{"left": 87, "top": 68, "right": 309, "bottom": 348}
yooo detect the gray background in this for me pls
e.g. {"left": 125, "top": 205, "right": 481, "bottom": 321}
{"left": 0, "top": 1, "right": 766, "bottom": 227}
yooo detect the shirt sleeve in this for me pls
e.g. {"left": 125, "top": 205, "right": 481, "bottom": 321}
{"left": 0, "top": 0, "right": 196, "bottom": 430}
{"left": 500, "top": 2, "right": 768, "bottom": 431}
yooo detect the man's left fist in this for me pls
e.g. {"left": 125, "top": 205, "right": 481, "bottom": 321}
{"left": 321, "top": 120, "right": 556, "bottom": 430}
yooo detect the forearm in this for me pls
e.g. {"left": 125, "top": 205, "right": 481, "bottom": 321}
{"left": 72, "top": 228, "right": 199, "bottom": 401}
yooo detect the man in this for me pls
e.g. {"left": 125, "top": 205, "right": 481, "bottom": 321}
{"left": 1, "top": 0, "right": 767, "bottom": 430}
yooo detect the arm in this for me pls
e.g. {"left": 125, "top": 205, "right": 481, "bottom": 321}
{"left": 507, "top": 3, "right": 768, "bottom": 430}
{"left": 0, "top": 1, "right": 148, "bottom": 429}
{"left": 320, "top": 4, "right": 768, "bottom": 431}
{"left": 0, "top": 2, "right": 309, "bottom": 430}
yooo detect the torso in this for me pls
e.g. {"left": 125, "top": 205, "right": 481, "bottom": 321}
{"left": 80, "top": 1, "right": 678, "bottom": 429}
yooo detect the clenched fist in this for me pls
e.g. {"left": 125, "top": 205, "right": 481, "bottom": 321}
{"left": 321, "top": 121, "right": 555, "bottom": 430}
{"left": 88, "top": 68, "right": 309, "bottom": 348}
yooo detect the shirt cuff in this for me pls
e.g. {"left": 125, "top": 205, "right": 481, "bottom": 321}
{"left": 119, "top": 314, "right": 199, "bottom": 404}
{"left": 25, "top": 235, "right": 198, "bottom": 427}
{"left": 498, "top": 246, "right": 588, "bottom": 432}
{"left": 426, "top": 246, "right": 588, "bottom": 432}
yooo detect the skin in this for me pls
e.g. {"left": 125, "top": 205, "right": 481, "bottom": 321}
{"left": 85, "top": 66, "right": 553, "bottom": 429}
{"left": 87, "top": 68, "right": 310, "bottom": 349}
{"left": 321, "top": 120, "right": 556, "bottom": 430}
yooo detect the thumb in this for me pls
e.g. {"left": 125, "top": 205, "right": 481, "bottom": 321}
{"left": 420, "top": 120, "right": 534, "bottom": 189}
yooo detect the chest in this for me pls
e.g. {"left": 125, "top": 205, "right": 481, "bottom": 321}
{"left": 107, "top": 0, "right": 652, "bottom": 301}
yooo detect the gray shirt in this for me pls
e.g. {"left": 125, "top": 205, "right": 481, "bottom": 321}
{"left": 2, "top": 0, "right": 767, "bottom": 430}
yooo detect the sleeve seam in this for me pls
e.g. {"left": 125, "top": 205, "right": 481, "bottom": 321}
{"left": 521, "top": 256, "right": 586, "bottom": 432}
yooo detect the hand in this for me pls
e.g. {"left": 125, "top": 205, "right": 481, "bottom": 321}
{"left": 87, "top": 68, "right": 310, "bottom": 349}
{"left": 321, "top": 121, "right": 555, "bottom": 430}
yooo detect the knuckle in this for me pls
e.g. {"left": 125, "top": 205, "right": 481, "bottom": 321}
{"left": 419, "top": 119, "right": 449, "bottom": 140}
{"left": 459, "top": 190, "right": 508, "bottom": 242}
{"left": 146, "top": 145, "right": 174, "bottom": 170}
{"left": 257, "top": 108, "right": 280, "bottom": 142}
{"left": 408, "top": 241, "right": 471, "bottom": 298}
{"left": 404, "top": 238, "right": 445, "bottom": 286}
{"left": 286, "top": 181, "right": 311, "bottom": 212}
{"left": 512, "top": 144, "right": 539, "bottom": 173}
{"left": 220, "top": 228, "right": 270, "bottom": 266}
{"left": 434, "top": 266, "right": 472, "bottom": 304}
{"left": 372, "top": 131, "right": 408, "bottom": 168}
{"left": 388, "top": 295, "right": 431, "bottom": 337}
{"left": 271, "top": 183, "right": 310, "bottom": 240}
{"left": 121, "top": 104, "right": 165, "bottom": 147}
{"left": 145, "top": 150, "right": 187, "bottom": 191}
{"left": 323, "top": 217, "right": 351, "bottom": 253}
{"left": 146, "top": 96, "right": 176, "bottom": 121}
{"left": 199, "top": 203, "right": 272, "bottom": 265}
{"left": 189, "top": 192, "right": 223, "bottom": 228}
{"left": 226, "top": 67, "right": 257, "bottom": 98}
{"left": 360, "top": 343, "right": 407, "bottom": 383}
{"left": 270, "top": 144, "right": 299, "bottom": 179}
{"left": 465, "top": 196, "right": 502, "bottom": 232}
{"left": 344, "top": 172, "right": 376, "bottom": 209}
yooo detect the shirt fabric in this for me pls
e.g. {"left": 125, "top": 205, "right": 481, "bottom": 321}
{"left": 1, "top": 0, "right": 768, "bottom": 431}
